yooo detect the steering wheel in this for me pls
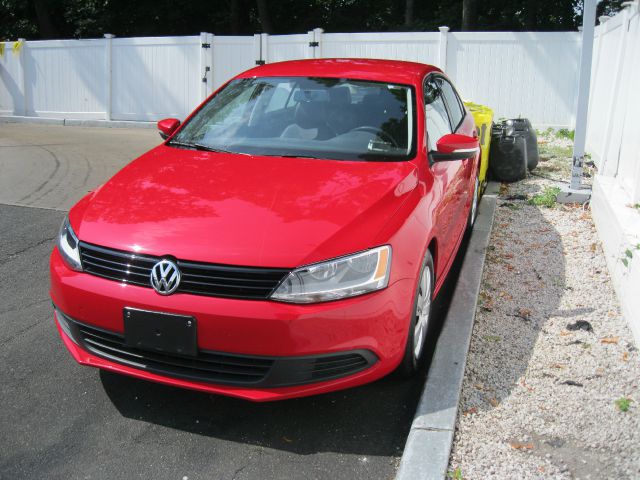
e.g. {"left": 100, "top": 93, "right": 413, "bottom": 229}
{"left": 350, "top": 126, "right": 398, "bottom": 147}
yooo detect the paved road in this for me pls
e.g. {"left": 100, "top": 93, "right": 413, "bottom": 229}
{"left": 0, "top": 124, "right": 463, "bottom": 480}
{"left": 0, "top": 123, "right": 159, "bottom": 210}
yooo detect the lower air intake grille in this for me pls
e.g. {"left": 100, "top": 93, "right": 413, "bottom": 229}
{"left": 56, "top": 309, "right": 378, "bottom": 388}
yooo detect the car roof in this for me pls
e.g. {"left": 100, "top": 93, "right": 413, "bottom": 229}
{"left": 236, "top": 58, "right": 441, "bottom": 86}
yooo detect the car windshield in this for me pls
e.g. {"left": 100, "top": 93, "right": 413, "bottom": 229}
{"left": 171, "top": 77, "right": 415, "bottom": 161}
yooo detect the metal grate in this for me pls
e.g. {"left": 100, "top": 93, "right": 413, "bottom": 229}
{"left": 79, "top": 242, "right": 290, "bottom": 300}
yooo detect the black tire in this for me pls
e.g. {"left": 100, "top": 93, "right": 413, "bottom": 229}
{"left": 397, "top": 249, "right": 435, "bottom": 378}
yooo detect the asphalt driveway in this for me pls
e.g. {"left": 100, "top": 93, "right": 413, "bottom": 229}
{"left": 0, "top": 123, "right": 464, "bottom": 480}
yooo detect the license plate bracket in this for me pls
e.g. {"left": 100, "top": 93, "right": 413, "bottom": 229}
{"left": 124, "top": 308, "right": 197, "bottom": 357}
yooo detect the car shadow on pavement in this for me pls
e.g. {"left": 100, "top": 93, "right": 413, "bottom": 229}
{"left": 99, "top": 235, "right": 470, "bottom": 458}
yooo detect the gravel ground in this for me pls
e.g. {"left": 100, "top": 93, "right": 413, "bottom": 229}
{"left": 447, "top": 133, "right": 640, "bottom": 479}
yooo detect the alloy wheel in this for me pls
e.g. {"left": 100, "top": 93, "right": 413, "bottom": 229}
{"left": 413, "top": 266, "right": 432, "bottom": 360}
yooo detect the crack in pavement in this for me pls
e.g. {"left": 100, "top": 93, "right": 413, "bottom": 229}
{"left": 0, "top": 236, "right": 56, "bottom": 266}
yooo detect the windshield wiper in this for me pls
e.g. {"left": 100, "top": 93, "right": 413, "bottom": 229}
{"left": 272, "top": 154, "right": 322, "bottom": 159}
{"left": 192, "top": 143, "right": 237, "bottom": 154}
{"left": 167, "top": 140, "right": 243, "bottom": 155}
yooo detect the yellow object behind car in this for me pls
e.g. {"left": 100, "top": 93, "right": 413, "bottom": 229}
{"left": 463, "top": 101, "right": 493, "bottom": 193}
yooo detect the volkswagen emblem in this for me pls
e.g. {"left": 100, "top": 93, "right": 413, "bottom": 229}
{"left": 150, "top": 259, "right": 181, "bottom": 295}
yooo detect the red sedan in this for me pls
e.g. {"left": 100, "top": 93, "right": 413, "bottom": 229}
{"left": 50, "top": 59, "right": 480, "bottom": 401}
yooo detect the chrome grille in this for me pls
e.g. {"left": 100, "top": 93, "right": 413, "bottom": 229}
{"left": 79, "top": 242, "right": 289, "bottom": 299}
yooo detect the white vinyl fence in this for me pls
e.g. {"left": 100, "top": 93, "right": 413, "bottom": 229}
{"left": 1, "top": 28, "right": 580, "bottom": 126}
{"left": 586, "top": 2, "right": 640, "bottom": 203}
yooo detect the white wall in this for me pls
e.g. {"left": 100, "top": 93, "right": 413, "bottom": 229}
{"left": 587, "top": 3, "right": 640, "bottom": 202}
{"left": 588, "top": 2, "right": 640, "bottom": 343}
{"left": 1, "top": 28, "right": 580, "bottom": 126}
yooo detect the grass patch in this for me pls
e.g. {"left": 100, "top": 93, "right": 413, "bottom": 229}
{"left": 528, "top": 186, "right": 561, "bottom": 208}
{"left": 447, "top": 467, "right": 464, "bottom": 479}
{"left": 539, "top": 144, "right": 573, "bottom": 159}
{"left": 615, "top": 397, "right": 632, "bottom": 412}
{"left": 483, "top": 335, "right": 502, "bottom": 342}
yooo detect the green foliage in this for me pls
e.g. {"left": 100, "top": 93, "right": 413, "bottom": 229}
{"left": 556, "top": 128, "right": 575, "bottom": 140}
{"left": 0, "top": 0, "right": 627, "bottom": 41}
{"left": 528, "top": 186, "right": 561, "bottom": 208}
{"left": 447, "top": 467, "right": 464, "bottom": 480}
{"left": 620, "top": 244, "right": 640, "bottom": 267}
{"left": 615, "top": 397, "right": 631, "bottom": 412}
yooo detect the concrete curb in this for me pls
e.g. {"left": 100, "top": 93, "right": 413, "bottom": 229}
{"left": 0, "top": 116, "right": 155, "bottom": 129}
{"left": 396, "top": 182, "right": 498, "bottom": 480}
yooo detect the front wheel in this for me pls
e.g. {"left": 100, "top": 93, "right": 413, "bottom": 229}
{"left": 397, "top": 250, "right": 435, "bottom": 378}
{"left": 467, "top": 174, "right": 480, "bottom": 231}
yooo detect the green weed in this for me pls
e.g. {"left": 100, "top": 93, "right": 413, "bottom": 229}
{"left": 447, "top": 467, "right": 463, "bottom": 479}
{"left": 615, "top": 397, "right": 632, "bottom": 412}
{"left": 556, "top": 128, "right": 575, "bottom": 140}
{"left": 528, "top": 186, "right": 561, "bottom": 208}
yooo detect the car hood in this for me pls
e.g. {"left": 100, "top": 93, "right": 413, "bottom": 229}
{"left": 71, "top": 145, "right": 418, "bottom": 268}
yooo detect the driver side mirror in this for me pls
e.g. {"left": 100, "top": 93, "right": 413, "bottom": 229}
{"left": 430, "top": 133, "right": 479, "bottom": 162}
{"left": 157, "top": 118, "right": 181, "bottom": 140}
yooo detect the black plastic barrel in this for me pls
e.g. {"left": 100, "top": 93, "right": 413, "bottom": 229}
{"left": 489, "top": 130, "right": 528, "bottom": 183}
{"left": 504, "top": 118, "right": 538, "bottom": 170}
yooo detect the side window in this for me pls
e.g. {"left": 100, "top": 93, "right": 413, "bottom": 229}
{"left": 424, "top": 77, "right": 452, "bottom": 151}
{"left": 438, "top": 78, "right": 465, "bottom": 131}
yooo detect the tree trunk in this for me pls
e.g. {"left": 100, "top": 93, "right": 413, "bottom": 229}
{"left": 230, "top": 0, "right": 241, "bottom": 34}
{"left": 462, "top": 0, "right": 478, "bottom": 31}
{"left": 524, "top": 0, "right": 538, "bottom": 30}
{"left": 256, "top": 0, "right": 273, "bottom": 34}
{"left": 33, "top": 0, "right": 59, "bottom": 39}
{"left": 404, "top": 0, "right": 415, "bottom": 27}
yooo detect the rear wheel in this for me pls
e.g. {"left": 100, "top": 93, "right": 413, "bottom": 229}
{"left": 397, "top": 250, "right": 434, "bottom": 378}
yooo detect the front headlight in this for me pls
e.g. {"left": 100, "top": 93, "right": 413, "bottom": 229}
{"left": 58, "top": 217, "right": 83, "bottom": 271}
{"left": 271, "top": 245, "right": 391, "bottom": 304}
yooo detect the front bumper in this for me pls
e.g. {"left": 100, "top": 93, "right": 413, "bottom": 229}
{"left": 50, "top": 248, "right": 415, "bottom": 401}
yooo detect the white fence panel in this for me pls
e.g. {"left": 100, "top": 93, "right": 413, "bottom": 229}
{"left": 586, "top": 14, "right": 627, "bottom": 168}
{"left": 267, "top": 34, "right": 311, "bottom": 63}
{"left": 0, "top": 44, "right": 24, "bottom": 115}
{"left": 26, "top": 39, "right": 106, "bottom": 118}
{"left": 321, "top": 32, "right": 440, "bottom": 65}
{"left": 1, "top": 29, "right": 586, "bottom": 127}
{"left": 211, "top": 36, "right": 256, "bottom": 91}
{"left": 448, "top": 32, "right": 580, "bottom": 127}
{"left": 111, "top": 36, "right": 200, "bottom": 121}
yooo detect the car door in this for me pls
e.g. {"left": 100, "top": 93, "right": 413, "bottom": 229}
{"left": 437, "top": 77, "right": 477, "bottom": 238}
{"left": 424, "top": 76, "right": 461, "bottom": 276}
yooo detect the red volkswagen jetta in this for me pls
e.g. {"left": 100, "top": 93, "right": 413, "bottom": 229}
{"left": 50, "top": 59, "right": 480, "bottom": 401}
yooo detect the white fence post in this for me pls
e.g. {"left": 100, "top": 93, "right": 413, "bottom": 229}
{"left": 199, "top": 32, "right": 209, "bottom": 102}
{"left": 313, "top": 28, "right": 324, "bottom": 58}
{"left": 208, "top": 33, "right": 215, "bottom": 96}
{"left": 568, "top": 0, "right": 597, "bottom": 190}
{"left": 261, "top": 33, "right": 269, "bottom": 64}
{"left": 18, "top": 38, "right": 27, "bottom": 116}
{"left": 104, "top": 34, "right": 114, "bottom": 121}
{"left": 200, "top": 32, "right": 215, "bottom": 99}
{"left": 598, "top": 6, "right": 631, "bottom": 176}
{"left": 438, "top": 26, "right": 449, "bottom": 71}
{"left": 306, "top": 30, "right": 315, "bottom": 58}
